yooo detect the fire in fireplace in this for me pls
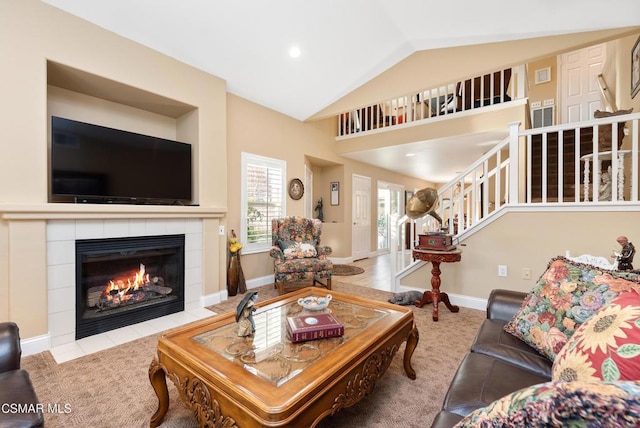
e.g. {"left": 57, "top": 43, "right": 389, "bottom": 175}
{"left": 90, "top": 263, "right": 173, "bottom": 311}
{"left": 76, "top": 234, "right": 185, "bottom": 339}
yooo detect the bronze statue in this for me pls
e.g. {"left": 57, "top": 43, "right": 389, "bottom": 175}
{"left": 315, "top": 197, "right": 324, "bottom": 221}
{"left": 406, "top": 187, "right": 443, "bottom": 224}
{"left": 613, "top": 236, "right": 635, "bottom": 271}
{"left": 235, "top": 291, "right": 258, "bottom": 336}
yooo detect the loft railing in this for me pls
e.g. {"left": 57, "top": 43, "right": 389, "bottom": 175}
{"left": 337, "top": 65, "right": 527, "bottom": 138}
{"left": 392, "top": 111, "right": 640, "bottom": 280}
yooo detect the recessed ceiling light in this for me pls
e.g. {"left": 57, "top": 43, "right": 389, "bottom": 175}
{"left": 405, "top": 153, "right": 415, "bottom": 157}
{"left": 289, "top": 46, "right": 302, "bottom": 59}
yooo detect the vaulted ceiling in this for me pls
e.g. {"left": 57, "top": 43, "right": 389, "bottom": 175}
{"left": 40, "top": 0, "right": 640, "bottom": 182}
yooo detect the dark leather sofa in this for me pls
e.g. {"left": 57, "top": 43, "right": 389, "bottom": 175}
{"left": 431, "top": 289, "right": 552, "bottom": 427}
{"left": 0, "top": 322, "right": 44, "bottom": 427}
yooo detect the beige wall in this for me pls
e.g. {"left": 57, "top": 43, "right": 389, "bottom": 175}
{"left": 226, "top": 94, "right": 430, "bottom": 279}
{"left": 0, "top": 1, "right": 227, "bottom": 337}
{"left": 313, "top": 27, "right": 640, "bottom": 121}
{"left": 404, "top": 211, "right": 638, "bottom": 299}
{"left": 527, "top": 56, "right": 558, "bottom": 123}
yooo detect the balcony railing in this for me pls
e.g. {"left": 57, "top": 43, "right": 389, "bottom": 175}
{"left": 392, "top": 111, "right": 640, "bottom": 278}
{"left": 337, "top": 66, "right": 527, "bottom": 138}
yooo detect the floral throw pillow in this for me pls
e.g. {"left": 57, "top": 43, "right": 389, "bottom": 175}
{"left": 454, "top": 380, "right": 640, "bottom": 427}
{"left": 553, "top": 290, "right": 640, "bottom": 382}
{"left": 503, "top": 256, "right": 640, "bottom": 361}
{"left": 279, "top": 240, "right": 317, "bottom": 259}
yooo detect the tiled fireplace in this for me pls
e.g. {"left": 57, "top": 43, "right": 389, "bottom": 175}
{"left": 47, "top": 218, "right": 204, "bottom": 349}
{"left": 75, "top": 234, "right": 185, "bottom": 339}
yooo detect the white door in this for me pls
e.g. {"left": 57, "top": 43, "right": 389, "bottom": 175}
{"left": 352, "top": 175, "right": 371, "bottom": 261}
{"left": 560, "top": 43, "right": 606, "bottom": 124}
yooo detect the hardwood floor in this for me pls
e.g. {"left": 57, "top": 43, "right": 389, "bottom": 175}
{"left": 342, "top": 254, "right": 393, "bottom": 291}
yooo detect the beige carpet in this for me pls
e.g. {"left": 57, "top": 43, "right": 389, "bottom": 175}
{"left": 22, "top": 282, "right": 485, "bottom": 428}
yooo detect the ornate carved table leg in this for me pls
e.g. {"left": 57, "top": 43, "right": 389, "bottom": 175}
{"left": 414, "top": 260, "right": 443, "bottom": 318}
{"left": 149, "top": 358, "right": 170, "bottom": 428}
{"left": 403, "top": 323, "right": 419, "bottom": 380}
{"left": 439, "top": 292, "right": 460, "bottom": 314}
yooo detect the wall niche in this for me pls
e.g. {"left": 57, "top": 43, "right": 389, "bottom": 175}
{"left": 46, "top": 61, "right": 200, "bottom": 205}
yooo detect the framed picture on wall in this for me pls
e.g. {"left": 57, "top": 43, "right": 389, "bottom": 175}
{"left": 632, "top": 35, "right": 640, "bottom": 99}
{"left": 330, "top": 182, "right": 339, "bottom": 205}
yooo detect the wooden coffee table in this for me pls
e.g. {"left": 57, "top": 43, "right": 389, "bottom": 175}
{"left": 149, "top": 287, "right": 418, "bottom": 427}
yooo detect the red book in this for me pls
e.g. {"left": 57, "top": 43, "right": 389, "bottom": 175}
{"left": 286, "top": 313, "right": 344, "bottom": 343}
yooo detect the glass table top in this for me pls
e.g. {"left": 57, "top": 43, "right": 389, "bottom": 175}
{"left": 192, "top": 296, "right": 388, "bottom": 386}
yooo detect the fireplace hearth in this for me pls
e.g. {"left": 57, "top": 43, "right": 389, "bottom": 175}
{"left": 76, "top": 234, "right": 185, "bottom": 339}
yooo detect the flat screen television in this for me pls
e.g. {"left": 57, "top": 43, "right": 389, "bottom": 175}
{"left": 51, "top": 116, "right": 192, "bottom": 205}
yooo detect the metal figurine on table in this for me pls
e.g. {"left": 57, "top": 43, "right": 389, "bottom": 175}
{"left": 235, "top": 291, "right": 258, "bottom": 337}
{"left": 613, "top": 235, "right": 635, "bottom": 271}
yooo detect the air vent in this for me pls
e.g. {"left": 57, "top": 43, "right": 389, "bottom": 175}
{"left": 532, "top": 106, "right": 554, "bottom": 128}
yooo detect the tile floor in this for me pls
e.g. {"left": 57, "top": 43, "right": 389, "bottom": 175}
{"left": 50, "top": 307, "right": 214, "bottom": 363}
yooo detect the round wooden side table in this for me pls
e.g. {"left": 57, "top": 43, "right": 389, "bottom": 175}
{"left": 411, "top": 248, "right": 462, "bottom": 321}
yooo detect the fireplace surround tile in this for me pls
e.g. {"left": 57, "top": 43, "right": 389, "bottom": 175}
{"left": 46, "top": 218, "right": 206, "bottom": 354}
{"left": 75, "top": 220, "right": 105, "bottom": 239}
{"left": 103, "top": 219, "right": 130, "bottom": 237}
{"left": 48, "top": 287, "right": 74, "bottom": 314}
{"left": 104, "top": 325, "right": 146, "bottom": 345}
{"left": 47, "top": 263, "right": 74, "bottom": 290}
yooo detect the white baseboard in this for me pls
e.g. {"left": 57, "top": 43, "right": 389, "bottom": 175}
{"left": 21, "top": 333, "right": 51, "bottom": 357}
{"left": 329, "top": 256, "right": 353, "bottom": 264}
{"left": 396, "top": 285, "right": 487, "bottom": 311}
{"left": 447, "top": 293, "right": 487, "bottom": 311}
{"left": 200, "top": 291, "right": 225, "bottom": 307}
{"left": 247, "top": 274, "right": 275, "bottom": 289}
{"left": 201, "top": 275, "right": 273, "bottom": 307}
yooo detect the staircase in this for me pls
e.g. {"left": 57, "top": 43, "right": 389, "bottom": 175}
{"left": 392, "top": 112, "right": 640, "bottom": 289}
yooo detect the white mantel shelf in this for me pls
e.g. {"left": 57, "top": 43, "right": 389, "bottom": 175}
{"left": 0, "top": 204, "right": 226, "bottom": 220}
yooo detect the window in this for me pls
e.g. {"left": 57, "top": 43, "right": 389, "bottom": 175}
{"left": 241, "top": 153, "right": 286, "bottom": 253}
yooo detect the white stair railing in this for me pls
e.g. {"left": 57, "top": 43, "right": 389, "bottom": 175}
{"left": 337, "top": 65, "right": 526, "bottom": 138}
{"left": 392, "top": 111, "right": 640, "bottom": 289}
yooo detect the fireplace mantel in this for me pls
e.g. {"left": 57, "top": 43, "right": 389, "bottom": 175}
{"left": 0, "top": 204, "right": 226, "bottom": 221}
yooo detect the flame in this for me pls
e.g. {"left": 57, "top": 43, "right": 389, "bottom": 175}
{"left": 104, "top": 263, "right": 150, "bottom": 301}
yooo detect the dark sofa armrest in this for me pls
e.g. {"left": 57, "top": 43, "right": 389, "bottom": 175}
{"left": 0, "top": 322, "right": 21, "bottom": 373}
{"left": 486, "top": 289, "right": 527, "bottom": 322}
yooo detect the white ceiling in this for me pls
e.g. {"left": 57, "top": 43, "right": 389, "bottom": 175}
{"left": 41, "top": 0, "right": 640, "bottom": 183}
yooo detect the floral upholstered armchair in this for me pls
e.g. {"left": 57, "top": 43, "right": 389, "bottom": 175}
{"left": 269, "top": 216, "right": 333, "bottom": 295}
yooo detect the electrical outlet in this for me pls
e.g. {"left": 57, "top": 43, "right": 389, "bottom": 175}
{"left": 522, "top": 268, "right": 532, "bottom": 280}
{"left": 218, "top": 225, "right": 225, "bottom": 236}
{"left": 498, "top": 265, "right": 508, "bottom": 277}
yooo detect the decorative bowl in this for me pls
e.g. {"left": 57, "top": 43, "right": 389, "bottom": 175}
{"left": 298, "top": 294, "right": 332, "bottom": 311}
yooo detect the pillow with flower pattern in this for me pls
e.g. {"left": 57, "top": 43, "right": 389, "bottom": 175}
{"left": 454, "top": 380, "right": 640, "bottom": 427}
{"left": 504, "top": 256, "right": 640, "bottom": 361}
{"left": 279, "top": 240, "right": 317, "bottom": 259}
{"left": 552, "top": 290, "right": 640, "bottom": 382}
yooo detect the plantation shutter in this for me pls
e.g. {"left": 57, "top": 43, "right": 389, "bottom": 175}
{"left": 241, "top": 153, "right": 286, "bottom": 253}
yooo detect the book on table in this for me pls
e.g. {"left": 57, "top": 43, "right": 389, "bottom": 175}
{"left": 286, "top": 313, "right": 344, "bottom": 343}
